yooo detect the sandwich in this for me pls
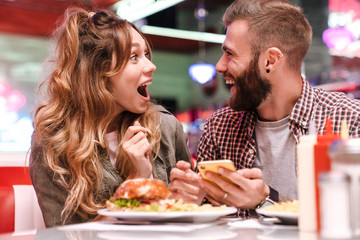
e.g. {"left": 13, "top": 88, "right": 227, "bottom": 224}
{"left": 106, "top": 178, "right": 171, "bottom": 212}
{"left": 106, "top": 178, "right": 227, "bottom": 212}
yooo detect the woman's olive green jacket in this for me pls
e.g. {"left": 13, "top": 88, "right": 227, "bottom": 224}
{"left": 29, "top": 106, "right": 191, "bottom": 227}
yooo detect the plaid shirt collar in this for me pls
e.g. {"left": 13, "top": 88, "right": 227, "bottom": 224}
{"left": 246, "top": 79, "right": 314, "bottom": 142}
{"left": 289, "top": 79, "right": 315, "bottom": 141}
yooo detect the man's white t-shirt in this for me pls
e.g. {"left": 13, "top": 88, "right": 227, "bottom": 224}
{"left": 253, "top": 116, "right": 297, "bottom": 202}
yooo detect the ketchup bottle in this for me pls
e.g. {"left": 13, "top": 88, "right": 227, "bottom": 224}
{"left": 314, "top": 119, "right": 340, "bottom": 232}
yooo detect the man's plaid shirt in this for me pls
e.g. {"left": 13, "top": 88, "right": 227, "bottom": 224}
{"left": 197, "top": 79, "right": 360, "bottom": 217}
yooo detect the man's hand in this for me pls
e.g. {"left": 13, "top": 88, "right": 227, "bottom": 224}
{"left": 168, "top": 161, "right": 206, "bottom": 204}
{"left": 203, "top": 167, "right": 270, "bottom": 209}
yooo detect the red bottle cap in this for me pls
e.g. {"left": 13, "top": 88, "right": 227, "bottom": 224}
{"left": 317, "top": 119, "right": 340, "bottom": 144}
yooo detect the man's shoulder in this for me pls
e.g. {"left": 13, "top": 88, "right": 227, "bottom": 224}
{"left": 314, "top": 88, "right": 360, "bottom": 112}
{"left": 207, "top": 106, "right": 249, "bottom": 125}
{"left": 211, "top": 106, "right": 244, "bottom": 118}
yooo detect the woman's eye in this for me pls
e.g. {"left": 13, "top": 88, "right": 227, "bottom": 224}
{"left": 145, "top": 51, "right": 150, "bottom": 59}
{"left": 130, "top": 54, "right": 138, "bottom": 61}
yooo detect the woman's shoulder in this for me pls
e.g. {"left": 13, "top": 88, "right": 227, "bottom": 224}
{"left": 152, "top": 104, "right": 183, "bottom": 133}
{"left": 29, "top": 132, "right": 43, "bottom": 163}
{"left": 153, "top": 104, "right": 172, "bottom": 115}
{"left": 153, "top": 104, "right": 177, "bottom": 122}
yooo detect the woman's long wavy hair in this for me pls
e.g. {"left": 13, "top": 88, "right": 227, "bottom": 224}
{"left": 33, "top": 7, "right": 161, "bottom": 224}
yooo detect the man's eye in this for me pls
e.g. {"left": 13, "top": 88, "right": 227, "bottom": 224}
{"left": 225, "top": 51, "right": 232, "bottom": 56}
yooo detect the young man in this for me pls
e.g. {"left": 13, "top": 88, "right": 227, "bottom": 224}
{"left": 168, "top": 0, "right": 360, "bottom": 218}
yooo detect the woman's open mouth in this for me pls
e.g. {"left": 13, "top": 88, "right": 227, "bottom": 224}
{"left": 137, "top": 82, "right": 151, "bottom": 98}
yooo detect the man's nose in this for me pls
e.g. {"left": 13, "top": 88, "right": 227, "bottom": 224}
{"left": 215, "top": 55, "right": 226, "bottom": 73}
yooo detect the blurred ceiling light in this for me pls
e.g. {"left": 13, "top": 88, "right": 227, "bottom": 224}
{"left": 188, "top": 1, "right": 217, "bottom": 85}
{"left": 188, "top": 63, "right": 216, "bottom": 84}
{"left": 141, "top": 25, "right": 225, "bottom": 43}
{"left": 118, "top": 0, "right": 225, "bottom": 44}
{"left": 322, "top": 27, "right": 355, "bottom": 51}
{"left": 113, "top": 0, "right": 184, "bottom": 22}
{"left": 194, "top": 3, "right": 208, "bottom": 20}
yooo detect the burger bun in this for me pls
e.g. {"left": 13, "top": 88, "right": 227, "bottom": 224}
{"left": 112, "top": 178, "right": 169, "bottom": 200}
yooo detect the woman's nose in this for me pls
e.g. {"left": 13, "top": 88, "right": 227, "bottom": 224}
{"left": 145, "top": 58, "right": 156, "bottom": 73}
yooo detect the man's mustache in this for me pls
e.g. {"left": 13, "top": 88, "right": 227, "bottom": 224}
{"left": 223, "top": 72, "right": 235, "bottom": 81}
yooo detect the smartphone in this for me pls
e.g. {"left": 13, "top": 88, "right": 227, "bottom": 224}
{"left": 197, "top": 160, "right": 236, "bottom": 184}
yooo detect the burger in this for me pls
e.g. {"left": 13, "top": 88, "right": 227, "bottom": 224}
{"left": 106, "top": 178, "right": 170, "bottom": 212}
{"left": 106, "top": 178, "right": 228, "bottom": 212}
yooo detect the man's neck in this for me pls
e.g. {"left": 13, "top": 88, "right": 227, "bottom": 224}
{"left": 257, "top": 75, "right": 303, "bottom": 121}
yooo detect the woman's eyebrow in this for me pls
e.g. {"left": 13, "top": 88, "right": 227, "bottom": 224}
{"left": 131, "top": 42, "right": 140, "bottom": 48}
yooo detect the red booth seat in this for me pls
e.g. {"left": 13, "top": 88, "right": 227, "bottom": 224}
{"left": 0, "top": 165, "right": 45, "bottom": 234}
{"left": 0, "top": 167, "right": 32, "bottom": 186}
{"left": 0, "top": 186, "right": 15, "bottom": 233}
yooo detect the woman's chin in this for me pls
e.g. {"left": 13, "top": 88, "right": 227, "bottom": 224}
{"left": 131, "top": 104, "right": 148, "bottom": 114}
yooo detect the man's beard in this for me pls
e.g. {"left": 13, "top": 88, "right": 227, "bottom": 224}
{"left": 227, "top": 52, "right": 272, "bottom": 112}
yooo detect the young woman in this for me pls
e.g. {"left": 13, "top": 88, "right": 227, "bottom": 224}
{"left": 30, "top": 7, "right": 191, "bottom": 227}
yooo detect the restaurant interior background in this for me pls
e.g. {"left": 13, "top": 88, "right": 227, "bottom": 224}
{"left": 0, "top": 0, "right": 360, "bottom": 160}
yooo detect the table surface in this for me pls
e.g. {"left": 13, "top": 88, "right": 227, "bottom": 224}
{"left": 0, "top": 217, "right": 328, "bottom": 240}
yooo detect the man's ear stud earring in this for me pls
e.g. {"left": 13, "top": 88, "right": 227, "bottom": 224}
{"left": 266, "top": 69, "right": 270, "bottom": 73}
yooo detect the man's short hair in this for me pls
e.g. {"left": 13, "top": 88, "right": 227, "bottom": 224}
{"left": 223, "top": 0, "right": 312, "bottom": 71}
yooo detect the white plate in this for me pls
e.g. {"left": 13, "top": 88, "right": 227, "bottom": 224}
{"left": 256, "top": 208, "right": 298, "bottom": 225}
{"left": 98, "top": 207, "right": 237, "bottom": 223}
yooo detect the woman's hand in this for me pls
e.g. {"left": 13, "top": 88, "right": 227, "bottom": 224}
{"left": 168, "top": 161, "right": 206, "bottom": 205}
{"left": 121, "top": 121, "right": 152, "bottom": 178}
